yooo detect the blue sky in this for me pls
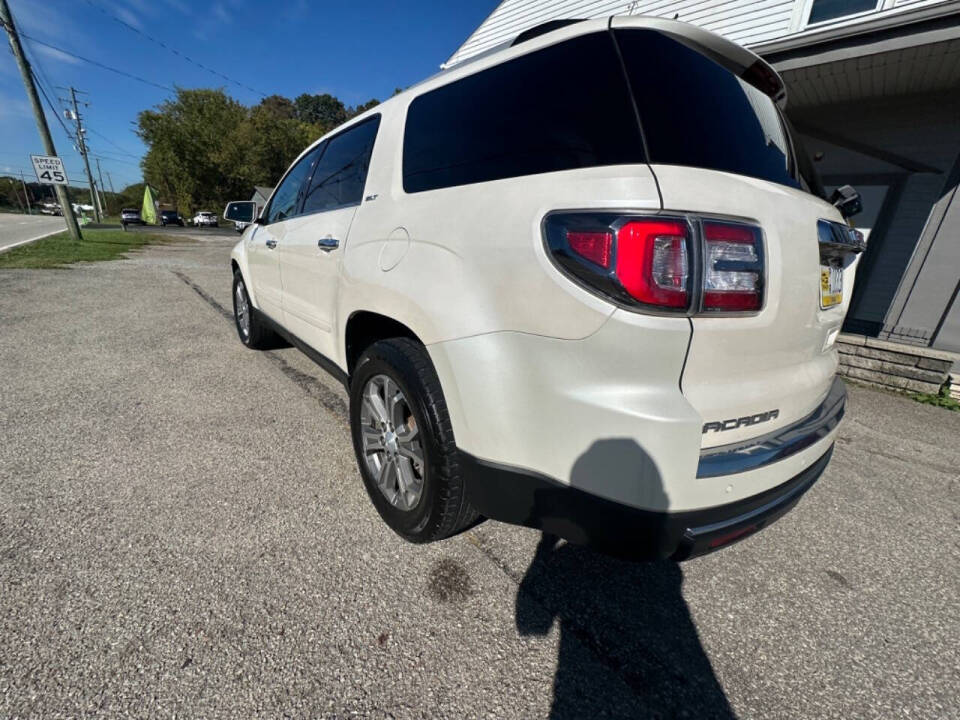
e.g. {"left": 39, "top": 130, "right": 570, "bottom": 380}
{"left": 1, "top": 0, "right": 495, "bottom": 190}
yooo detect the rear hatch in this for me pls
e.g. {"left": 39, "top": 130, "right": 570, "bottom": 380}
{"left": 613, "top": 23, "right": 858, "bottom": 447}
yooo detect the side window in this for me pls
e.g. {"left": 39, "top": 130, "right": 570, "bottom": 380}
{"left": 265, "top": 144, "right": 323, "bottom": 224}
{"left": 402, "top": 33, "right": 645, "bottom": 193}
{"left": 302, "top": 115, "right": 381, "bottom": 215}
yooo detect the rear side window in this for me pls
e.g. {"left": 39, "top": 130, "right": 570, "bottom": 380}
{"left": 402, "top": 33, "right": 645, "bottom": 193}
{"left": 302, "top": 115, "right": 381, "bottom": 214}
{"left": 615, "top": 29, "right": 798, "bottom": 190}
{"left": 266, "top": 144, "right": 323, "bottom": 224}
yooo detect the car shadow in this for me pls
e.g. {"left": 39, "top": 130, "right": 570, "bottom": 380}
{"left": 514, "top": 438, "right": 734, "bottom": 718}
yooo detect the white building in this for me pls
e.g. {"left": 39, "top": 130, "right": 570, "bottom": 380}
{"left": 448, "top": 1, "right": 960, "bottom": 357}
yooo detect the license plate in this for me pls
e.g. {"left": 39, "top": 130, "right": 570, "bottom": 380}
{"left": 820, "top": 264, "right": 843, "bottom": 308}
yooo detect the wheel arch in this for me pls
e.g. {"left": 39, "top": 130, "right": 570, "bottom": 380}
{"left": 344, "top": 310, "right": 422, "bottom": 377}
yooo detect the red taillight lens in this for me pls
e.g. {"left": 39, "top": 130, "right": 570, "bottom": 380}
{"left": 566, "top": 230, "right": 612, "bottom": 269}
{"left": 544, "top": 213, "right": 762, "bottom": 315}
{"left": 616, "top": 220, "right": 690, "bottom": 308}
{"left": 702, "top": 221, "right": 763, "bottom": 312}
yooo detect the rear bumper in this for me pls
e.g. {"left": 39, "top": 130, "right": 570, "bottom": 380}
{"left": 698, "top": 377, "right": 846, "bottom": 478}
{"left": 460, "top": 377, "right": 845, "bottom": 560}
{"left": 461, "top": 445, "right": 833, "bottom": 561}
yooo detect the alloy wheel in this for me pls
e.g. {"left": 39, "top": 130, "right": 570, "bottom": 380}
{"left": 359, "top": 374, "right": 425, "bottom": 511}
{"left": 235, "top": 280, "right": 250, "bottom": 338}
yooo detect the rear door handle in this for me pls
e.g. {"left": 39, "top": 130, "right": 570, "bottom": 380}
{"left": 318, "top": 237, "right": 339, "bottom": 252}
{"left": 265, "top": 238, "right": 277, "bottom": 249}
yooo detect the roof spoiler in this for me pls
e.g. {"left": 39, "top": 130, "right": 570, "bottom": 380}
{"left": 610, "top": 16, "right": 787, "bottom": 106}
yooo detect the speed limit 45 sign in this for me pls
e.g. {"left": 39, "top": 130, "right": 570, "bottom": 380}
{"left": 30, "top": 155, "right": 69, "bottom": 185}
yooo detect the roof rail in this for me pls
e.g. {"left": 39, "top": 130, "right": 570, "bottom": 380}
{"left": 512, "top": 19, "right": 586, "bottom": 46}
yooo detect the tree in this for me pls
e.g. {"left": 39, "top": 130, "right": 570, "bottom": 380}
{"left": 220, "top": 103, "right": 319, "bottom": 190}
{"left": 259, "top": 94, "right": 297, "bottom": 120}
{"left": 136, "top": 87, "right": 382, "bottom": 214}
{"left": 349, "top": 99, "right": 380, "bottom": 117}
{"left": 294, "top": 93, "right": 348, "bottom": 132}
{"left": 116, "top": 182, "right": 146, "bottom": 210}
{"left": 137, "top": 88, "right": 249, "bottom": 215}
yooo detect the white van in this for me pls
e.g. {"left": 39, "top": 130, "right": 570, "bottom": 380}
{"left": 224, "top": 17, "right": 864, "bottom": 560}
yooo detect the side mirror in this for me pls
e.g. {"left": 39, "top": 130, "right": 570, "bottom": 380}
{"left": 223, "top": 200, "right": 257, "bottom": 224}
{"left": 830, "top": 185, "right": 862, "bottom": 219}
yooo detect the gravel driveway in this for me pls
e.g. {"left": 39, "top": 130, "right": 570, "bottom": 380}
{"left": 1, "top": 238, "right": 957, "bottom": 718}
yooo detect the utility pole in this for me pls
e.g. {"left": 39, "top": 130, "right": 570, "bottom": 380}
{"left": 95, "top": 157, "right": 108, "bottom": 216}
{"left": 0, "top": 0, "right": 81, "bottom": 240}
{"left": 106, "top": 171, "right": 116, "bottom": 197}
{"left": 63, "top": 87, "right": 101, "bottom": 222}
{"left": 19, "top": 170, "right": 32, "bottom": 214}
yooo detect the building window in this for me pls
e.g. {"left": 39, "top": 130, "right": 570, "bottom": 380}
{"left": 807, "top": 0, "right": 879, "bottom": 25}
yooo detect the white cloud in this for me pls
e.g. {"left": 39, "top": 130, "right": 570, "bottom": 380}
{"left": 32, "top": 44, "right": 82, "bottom": 66}
{"left": 211, "top": 3, "right": 232, "bottom": 23}
{"left": 7, "top": 0, "right": 72, "bottom": 42}
{"left": 114, "top": 6, "right": 143, "bottom": 30}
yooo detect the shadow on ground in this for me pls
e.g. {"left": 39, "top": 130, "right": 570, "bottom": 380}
{"left": 512, "top": 437, "right": 733, "bottom": 718}
{"left": 516, "top": 534, "right": 734, "bottom": 719}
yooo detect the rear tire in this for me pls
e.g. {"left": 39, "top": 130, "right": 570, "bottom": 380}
{"left": 350, "top": 338, "right": 479, "bottom": 543}
{"left": 232, "top": 270, "right": 275, "bottom": 349}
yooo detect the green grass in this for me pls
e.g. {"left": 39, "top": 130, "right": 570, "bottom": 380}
{"left": 0, "top": 228, "right": 165, "bottom": 269}
{"left": 910, "top": 386, "right": 960, "bottom": 412}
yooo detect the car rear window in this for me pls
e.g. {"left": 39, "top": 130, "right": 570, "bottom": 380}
{"left": 402, "top": 32, "right": 645, "bottom": 193}
{"left": 615, "top": 29, "right": 798, "bottom": 190}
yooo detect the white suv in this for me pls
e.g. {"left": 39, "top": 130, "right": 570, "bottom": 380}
{"left": 225, "top": 17, "right": 864, "bottom": 560}
{"left": 192, "top": 211, "right": 218, "bottom": 227}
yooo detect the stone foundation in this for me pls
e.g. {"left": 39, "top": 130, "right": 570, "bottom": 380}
{"left": 836, "top": 334, "right": 958, "bottom": 395}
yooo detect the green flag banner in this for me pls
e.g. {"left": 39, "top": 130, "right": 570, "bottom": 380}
{"left": 142, "top": 185, "right": 159, "bottom": 225}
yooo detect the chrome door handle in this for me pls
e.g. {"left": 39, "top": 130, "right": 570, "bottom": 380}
{"left": 318, "top": 237, "right": 339, "bottom": 252}
{"left": 265, "top": 238, "right": 277, "bottom": 249}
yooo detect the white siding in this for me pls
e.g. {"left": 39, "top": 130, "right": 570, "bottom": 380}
{"left": 446, "top": 0, "right": 960, "bottom": 66}
{"left": 446, "top": 0, "right": 797, "bottom": 66}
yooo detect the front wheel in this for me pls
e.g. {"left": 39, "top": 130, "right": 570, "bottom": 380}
{"left": 350, "top": 339, "right": 479, "bottom": 543}
{"left": 232, "top": 270, "right": 276, "bottom": 349}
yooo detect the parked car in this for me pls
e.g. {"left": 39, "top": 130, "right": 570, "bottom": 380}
{"left": 160, "top": 209, "right": 185, "bottom": 227}
{"left": 120, "top": 207, "right": 144, "bottom": 227}
{"left": 224, "top": 17, "right": 864, "bottom": 560}
{"left": 192, "top": 211, "right": 218, "bottom": 227}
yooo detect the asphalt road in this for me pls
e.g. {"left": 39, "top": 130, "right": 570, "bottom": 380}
{"left": 0, "top": 213, "right": 66, "bottom": 252}
{"left": 1, "top": 238, "right": 958, "bottom": 718}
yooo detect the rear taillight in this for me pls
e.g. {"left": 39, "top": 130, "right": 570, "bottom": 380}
{"left": 702, "top": 221, "right": 764, "bottom": 312}
{"left": 544, "top": 213, "right": 764, "bottom": 314}
{"left": 567, "top": 231, "right": 613, "bottom": 269}
{"left": 616, "top": 220, "right": 690, "bottom": 308}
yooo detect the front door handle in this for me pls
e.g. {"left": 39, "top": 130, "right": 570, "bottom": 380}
{"left": 265, "top": 238, "right": 277, "bottom": 249}
{"left": 318, "top": 237, "right": 339, "bottom": 252}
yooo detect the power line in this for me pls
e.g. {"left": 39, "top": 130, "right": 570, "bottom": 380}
{"left": 82, "top": 0, "right": 266, "bottom": 98}
{"left": 20, "top": 33, "right": 174, "bottom": 92}
{"left": 22, "top": 36, "right": 144, "bottom": 171}
{"left": 21, "top": 36, "right": 65, "bottom": 116}
{"left": 87, "top": 128, "right": 139, "bottom": 158}
{"left": 29, "top": 66, "right": 74, "bottom": 140}
{"left": 90, "top": 153, "right": 141, "bottom": 168}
